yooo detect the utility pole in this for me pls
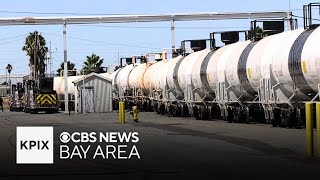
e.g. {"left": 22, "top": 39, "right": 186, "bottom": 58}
{"left": 171, "top": 19, "right": 175, "bottom": 56}
{"left": 117, "top": 52, "right": 120, "bottom": 67}
{"left": 47, "top": 41, "right": 52, "bottom": 77}
{"left": 33, "top": 33, "right": 38, "bottom": 80}
{"left": 288, "top": 0, "right": 291, "bottom": 11}
{"left": 63, "top": 20, "right": 69, "bottom": 114}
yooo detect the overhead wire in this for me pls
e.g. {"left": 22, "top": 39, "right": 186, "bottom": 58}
{"left": 40, "top": 31, "right": 163, "bottom": 50}
{"left": 0, "top": 10, "right": 127, "bottom": 16}
{"left": 0, "top": 37, "right": 25, "bottom": 46}
{"left": 0, "top": 33, "right": 28, "bottom": 41}
{"left": 292, "top": 14, "right": 320, "bottom": 22}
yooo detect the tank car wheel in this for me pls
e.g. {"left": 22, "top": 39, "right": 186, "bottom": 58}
{"left": 233, "top": 108, "right": 240, "bottom": 123}
{"left": 208, "top": 106, "right": 212, "bottom": 121}
{"left": 180, "top": 104, "right": 184, "bottom": 117}
{"left": 271, "top": 119, "right": 277, "bottom": 127}
{"left": 294, "top": 108, "right": 302, "bottom": 129}
{"left": 156, "top": 103, "right": 160, "bottom": 114}
{"left": 185, "top": 104, "right": 189, "bottom": 117}
{"left": 30, "top": 110, "right": 38, "bottom": 114}
{"left": 193, "top": 106, "right": 200, "bottom": 120}
{"left": 172, "top": 105, "right": 178, "bottom": 117}
{"left": 287, "top": 113, "right": 295, "bottom": 128}
{"left": 198, "top": 106, "right": 204, "bottom": 120}
{"left": 271, "top": 118, "right": 278, "bottom": 127}
{"left": 244, "top": 107, "right": 250, "bottom": 123}
{"left": 280, "top": 117, "right": 288, "bottom": 128}
{"left": 271, "top": 110, "right": 281, "bottom": 127}
{"left": 181, "top": 104, "right": 186, "bottom": 117}
{"left": 227, "top": 107, "right": 233, "bottom": 123}
{"left": 162, "top": 104, "right": 166, "bottom": 115}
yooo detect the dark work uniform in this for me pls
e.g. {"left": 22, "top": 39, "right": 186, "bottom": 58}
{"left": 0, "top": 97, "right": 3, "bottom": 111}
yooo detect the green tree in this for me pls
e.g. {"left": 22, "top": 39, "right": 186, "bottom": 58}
{"left": 82, "top": 54, "right": 104, "bottom": 75}
{"left": 57, "top": 61, "right": 77, "bottom": 76}
{"left": 5, "top": 64, "right": 12, "bottom": 85}
{"left": 255, "top": 26, "right": 264, "bottom": 40}
{"left": 22, "top": 31, "right": 48, "bottom": 79}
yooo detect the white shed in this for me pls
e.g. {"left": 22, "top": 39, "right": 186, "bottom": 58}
{"left": 73, "top": 73, "right": 113, "bottom": 113}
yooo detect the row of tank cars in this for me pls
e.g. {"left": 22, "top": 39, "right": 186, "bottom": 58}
{"left": 112, "top": 4, "right": 320, "bottom": 128}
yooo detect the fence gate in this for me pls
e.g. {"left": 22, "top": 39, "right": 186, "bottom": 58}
{"left": 81, "top": 87, "right": 94, "bottom": 113}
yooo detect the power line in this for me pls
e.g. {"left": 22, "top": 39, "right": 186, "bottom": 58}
{"left": 41, "top": 32, "right": 162, "bottom": 50}
{"left": 0, "top": 37, "right": 25, "bottom": 46}
{"left": 54, "top": 50, "right": 146, "bottom": 54}
{"left": 0, "top": 10, "right": 127, "bottom": 16}
{"left": 292, "top": 15, "right": 320, "bottom": 21}
{"left": 0, "top": 33, "right": 28, "bottom": 41}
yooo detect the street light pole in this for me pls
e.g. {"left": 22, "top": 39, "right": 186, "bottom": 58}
{"left": 63, "top": 20, "right": 69, "bottom": 114}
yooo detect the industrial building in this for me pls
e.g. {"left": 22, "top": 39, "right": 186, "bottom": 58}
{"left": 73, "top": 73, "right": 112, "bottom": 114}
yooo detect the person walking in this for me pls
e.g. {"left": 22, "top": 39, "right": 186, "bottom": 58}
{"left": 0, "top": 96, "right": 4, "bottom": 112}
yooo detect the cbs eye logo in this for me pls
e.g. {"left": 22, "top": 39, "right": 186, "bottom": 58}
{"left": 60, "top": 132, "right": 71, "bottom": 143}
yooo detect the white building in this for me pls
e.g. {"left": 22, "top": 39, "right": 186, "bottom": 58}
{"left": 73, "top": 73, "right": 113, "bottom": 114}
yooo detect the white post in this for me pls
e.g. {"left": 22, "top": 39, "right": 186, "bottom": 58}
{"left": 63, "top": 20, "right": 69, "bottom": 114}
{"left": 82, "top": 65, "right": 86, "bottom": 114}
{"left": 171, "top": 19, "right": 175, "bottom": 54}
{"left": 287, "top": 12, "right": 294, "bottom": 31}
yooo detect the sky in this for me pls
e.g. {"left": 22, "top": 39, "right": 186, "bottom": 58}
{"left": 0, "top": 0, "right": 315, "bottom": 76}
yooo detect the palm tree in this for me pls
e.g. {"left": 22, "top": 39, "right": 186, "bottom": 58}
{"left": 57, "top": 61, "right": 77, "bottom": 76}
{"left": 22, "top": 31, "right": 48, "bottom": 79}
{"left": 82, "top": 54, "right": 104, "bottom": 75}
{"left": 5, "top": 64, "right": 12, "bottom": 86}
{"left": 255, "top": 26, "right": 264, "bottom": 40}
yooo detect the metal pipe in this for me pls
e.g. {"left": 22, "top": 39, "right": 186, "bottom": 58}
{"left": 171, "top": 19, "right": 175, "bottom": 53}
{"left": 63, "top": 21, "right": 69, "bottom": 114}
{"left": 0, "top": 12, "right": 291, "bottom": 26}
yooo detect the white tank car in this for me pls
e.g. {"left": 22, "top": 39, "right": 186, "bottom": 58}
{"left": 246, "top": 33, "right": 280, "bottom": 92}
{"left": 259, "top": 34, "right": 285, "bottom": 81}
{"left": 269, "top": 28, "right": 305, "bottom": 102}
{"left": 154, "top": 60, "right": 169, "bottom": 91}
{"left": 114, "top": 64, "right": 134, "bottom": 96}
{"left": 112, "top": 68, "right": 121, "bottom": 94}
{"left": 177, "top": 49, "right": 212, "bottom": 102}
{"left": 143, "top": 61, "right": 163, "bottom": 95}
{"left": 166, "top": 56, "right": 184, "bottom": 100}
{"left": 246, "top": 32, "right": 288, "bottom": 106}
{"left": 300, "top": 26, "right": 320, "bottom": 94}
{"left": 216, "top": 43, "right": 241, "bottom": 102}
{"left": 128, "top": 63, "right": 150, "bottom": 94}
{"left": 224, "top": 40, "right": 252, "bottom": 101}
{"left": 54, "top": 76, "right": 81, "bottom": 96}
{"left": 206, "top": 45, "right": 229, "bottom": 93}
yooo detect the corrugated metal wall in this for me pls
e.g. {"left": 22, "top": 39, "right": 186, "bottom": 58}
{"left": 75, "top": 75, "right": 112, "bottom": 113}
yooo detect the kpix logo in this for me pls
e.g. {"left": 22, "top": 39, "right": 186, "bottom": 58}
{"left": 16, "top": 127, "right": 53, "bottom": 164}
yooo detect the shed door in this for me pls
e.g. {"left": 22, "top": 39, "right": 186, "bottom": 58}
{"left": 81, "top": 87, "right": 94, "bottom": 113}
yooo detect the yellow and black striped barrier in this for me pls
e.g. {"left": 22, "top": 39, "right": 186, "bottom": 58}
{"left": 305, "top": 102, "right": 320, "bottom": 158}
{"left": 36, "top": 94, "right": 57, "bottom": 105}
